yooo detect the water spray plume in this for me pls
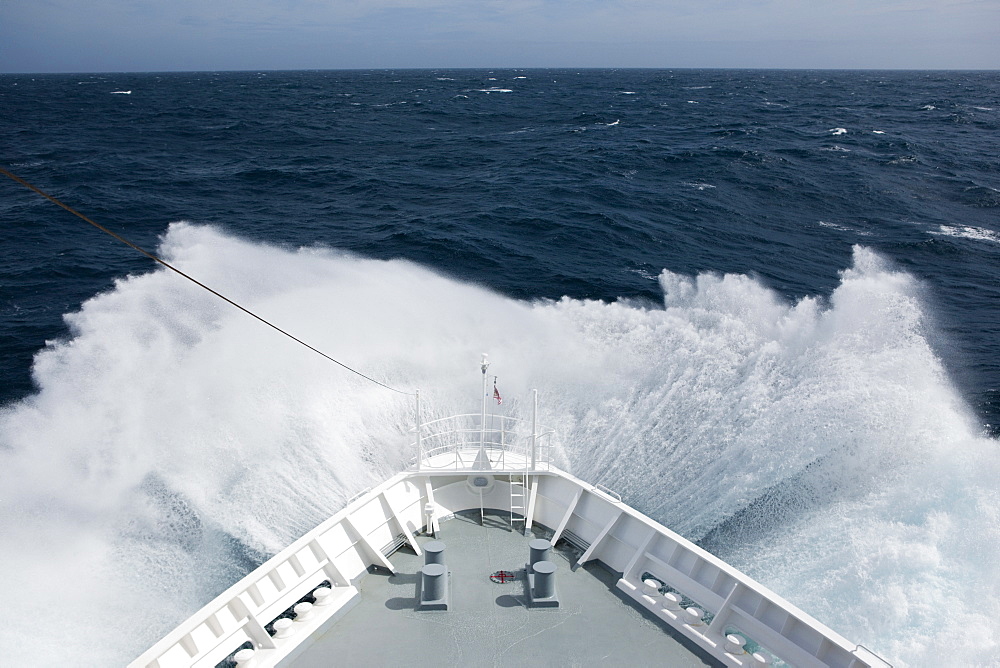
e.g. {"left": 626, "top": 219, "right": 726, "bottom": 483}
{"left": 0, "top": 225, "right": 995, "bottom": 667}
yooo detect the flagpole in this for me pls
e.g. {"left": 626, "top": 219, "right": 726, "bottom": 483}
{"left": 479, "top": 353, "right": 489, "bottom": 464}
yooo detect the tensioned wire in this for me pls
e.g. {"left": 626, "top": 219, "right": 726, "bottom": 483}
{"left": 0, "top": 168, "right": 414, "bottom": 395}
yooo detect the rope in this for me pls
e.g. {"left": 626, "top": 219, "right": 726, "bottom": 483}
{"left": 0, "top": 167, "right": 414, "bottom": 395}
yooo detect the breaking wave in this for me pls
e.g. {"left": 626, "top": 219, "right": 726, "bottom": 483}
{"left": 0, "top": 224, "right": 996, "bottom": 667}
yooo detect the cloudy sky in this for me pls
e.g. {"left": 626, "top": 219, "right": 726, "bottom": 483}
{"left": 2, "top": 0, "right": 998, "bottom": 72}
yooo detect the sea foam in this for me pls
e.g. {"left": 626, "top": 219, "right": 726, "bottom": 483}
{"left": 932, "top": 224, "right": 1000, "bottom": 244}
{"left": 0, "top": 225, "right": 996, "bottom": 667}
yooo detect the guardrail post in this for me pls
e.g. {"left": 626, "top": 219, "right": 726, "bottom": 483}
{"left": 708, "top": 582, "right": 741, "bottom": 635}
{"left": 531, "top": 389, "right": 538, "bottom": 470}
{"left": 231, "top": 597, "right": 276, "bottom": 650}
{"left": 415, "top": 389, "right": 422, "bottom": 470}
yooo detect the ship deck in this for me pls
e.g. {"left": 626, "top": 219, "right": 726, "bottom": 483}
{"left": 291, "top": 510, "right": 720, "bottom": 667}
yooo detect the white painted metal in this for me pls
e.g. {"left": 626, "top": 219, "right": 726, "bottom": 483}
{"left": 550, "top": 486, "right": 583, "bottom": 545}
{"left": 575, "top": 509, "right": 623, "bottom": 567}
{"left": 130, "top": 416, "right": 891, "bottom": 668}
{"left": 414, "top": 389, "right": 421, "bottom": 471}
{"left": 479, "top": 353, "right": 489, "bottom": 462}
{"left": 422, "top": 477, "right": 440, "bottom": 536}
{"left": 411, "top": 413, "right": 552, "bottom": 472}
{"left": 524, "top": 475, "right": 539, "bottom": 531}
{"left": 509, "top": 472, "right": 526, "bottom": 531}
{"left": 530, "top": 389, "right": 538, "bottom": 470}
{"left": 379, "top": 490, "right": 421, "bottom": 557}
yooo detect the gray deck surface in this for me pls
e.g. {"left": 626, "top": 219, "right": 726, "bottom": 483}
{"left": 293, "top": 511, "right": 720, "bottom": 667}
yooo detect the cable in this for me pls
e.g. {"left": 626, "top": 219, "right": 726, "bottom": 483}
{"left": 1, "top": 167, "right": 414, "bottom": 395}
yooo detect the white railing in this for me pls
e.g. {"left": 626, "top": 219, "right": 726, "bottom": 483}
{"left": 130, "top": 459, "right": 892, "bottom": 668}
{"left": 411, "top": 412, "right": 553, "bottom": 471}
{"left": 527, "top": 472, "right": 893, "bottom": 668}
{"left": 128, "top": 471, "right": 427, "bottom": 668}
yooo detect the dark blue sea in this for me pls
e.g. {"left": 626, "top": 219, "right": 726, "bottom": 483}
{"left": 2, "top": 69, "right": 999, "bottom": 667}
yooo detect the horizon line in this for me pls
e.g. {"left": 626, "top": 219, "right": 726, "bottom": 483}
{"left": 3, "top": 65, "right": 999, "bottom": 76}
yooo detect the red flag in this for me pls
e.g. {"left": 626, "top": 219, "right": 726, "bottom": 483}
{"left": 493, "top": 384, "right": 502, "bottom": 405}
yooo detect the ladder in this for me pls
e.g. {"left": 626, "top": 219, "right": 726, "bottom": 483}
{"left": 509, "top": 473, "right": 527, "bottom": 533}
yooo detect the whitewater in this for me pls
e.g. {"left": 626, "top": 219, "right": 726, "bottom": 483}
{"left": 1, "top": 224, "right": 998, "bottom": 667}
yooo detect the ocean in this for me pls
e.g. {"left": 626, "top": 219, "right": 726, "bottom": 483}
{"left": 1, "top": 69, "right": 999, "bottom": 667}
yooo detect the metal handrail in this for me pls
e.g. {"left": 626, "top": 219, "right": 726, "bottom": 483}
{"left": 411, "top": 413, "right": 553, "bottom": 471}
{"left": 594, "top": 483, "right": 622, "bottom": 502}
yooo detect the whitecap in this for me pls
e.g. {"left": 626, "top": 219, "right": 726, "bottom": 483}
{"left": 513, "top": 76, "right": 527, "bottom": 79}
{"left": 921, "top": 104, "right": 936, "bottom": 111}
{"left": 477, "top": 88, "right": 512, "bottom": 93}
{"left": 621, "top": 91, "right": 637, "bottom": 95}
{"left": 436, "top": 77, "right": 454, "bottom": 81}
{"left": 687, "top": 100, "right": 698, "bottom": 104}
{"left": 931, "top": 225, "right": 1000, "bottom": 244}
{"left": 873, "top": 130, "right": 886, "bottom": 134}
{"left": 110, "top": 90, "right": 132, "bottom": 95}
{"left": 822, "top": 145, "right": 851, "bottom": 152}
{"left": 817, "top": 220, "right": 872, "bottom": 237}
{"left": 606, "top": 120, "right": 620, "bottom": 127}
{"left": 629, "top": 268, "right": 658, "bottom": 281}
{"left": 829, "top": 127, "right": 847, "bottom": 136}
{"left": 682, "top": 182, "right": 716, "bottom": 190}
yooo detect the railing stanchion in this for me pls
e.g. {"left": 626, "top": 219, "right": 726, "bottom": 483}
{"left": 415, "top": 389, "right": 422, "bottom": 470}
{"left": 531, "top": 389, "right": 538, "bottom": 471}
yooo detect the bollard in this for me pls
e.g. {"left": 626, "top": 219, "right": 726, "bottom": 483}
{"left": 293, "top": 602, "right": 313, "bottom": 622}
{"left": 272, "top": 617, "right": 295, "bottom": 639}
{"left": 751, "top": 652, "right": 772, "bottom": 666}
{"left": 424, "top": 540, "right": 446, "bottom": 565}
{"left": 642, "top": 578, "right": 662, "bottom": 597}
{"left": 725, "top": 634, "right": 745, "bottom": 654}
{"left": 421, "top": 563, "right": 446, "bottom": 601}
{"left": 233, "top": 648, "right": 256, "bottom": 667}
{"left": 528, "top": 538, "right": 551, "bottom": 567}
{"left": 663, "top": 592, "right": 683, "bottom": 611}
{"left": 684, "top": 607, "right": 704, "bottom": 626}
{"left": 532, "top": 560, "right": 556, "bottom": 599}
{"left": 312, "top": 587, "right": 333, "bottom": 606}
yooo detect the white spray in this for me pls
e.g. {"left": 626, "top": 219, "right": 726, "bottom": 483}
{"left": 0, "top": 223, "right": 995, "bottom": 667}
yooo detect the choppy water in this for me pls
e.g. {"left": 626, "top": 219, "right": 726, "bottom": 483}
{"left": 2, "top": 69, "right": 999, "bottom": 667}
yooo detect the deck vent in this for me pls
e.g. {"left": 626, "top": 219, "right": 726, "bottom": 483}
{"left": 560, "top": 529, "right": 590, "bottom": 554}
{"left": 380, "top": 533, "right": 407, "bottom": 557}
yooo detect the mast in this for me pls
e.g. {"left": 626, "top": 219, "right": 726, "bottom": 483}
{"left": 477, "top": 353, "right": 490, "bottom": 468}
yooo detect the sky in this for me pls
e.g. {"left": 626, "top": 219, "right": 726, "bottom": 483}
{"left": 1, "top": 0, "right": 998, "bottom": 72}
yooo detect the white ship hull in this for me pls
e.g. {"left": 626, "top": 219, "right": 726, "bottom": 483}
{"left": 130, "top": 411, "right": 889, "bottom": 668}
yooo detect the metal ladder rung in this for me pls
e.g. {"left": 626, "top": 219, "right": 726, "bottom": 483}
{"left": 509, "top": 473, "right": 528, "bottom": 529}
